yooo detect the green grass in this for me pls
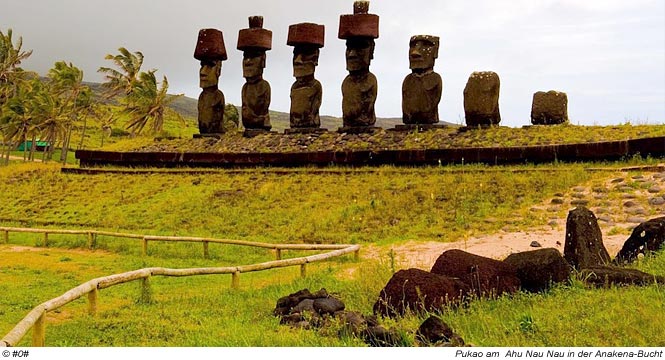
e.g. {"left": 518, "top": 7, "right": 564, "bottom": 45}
{"left": 1, "top": 160, "right": 665, "bottom": 346}
{"left": 0, "top": 162, "right": 605, "bottom": 245}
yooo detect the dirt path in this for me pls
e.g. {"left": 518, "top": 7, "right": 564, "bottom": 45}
{"left": 363, "top": 167, "right": 665, "bottom": 270}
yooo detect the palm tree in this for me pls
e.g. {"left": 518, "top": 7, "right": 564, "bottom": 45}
{"left": 0, "top": 78, "right": 38, "bottom": 163}
{"left": 122, "top": 71, "right": 183, "bottom": 135}
{"left": 48, "top": 61, "right": 90, "bottom": 162}
{"left": 97, "top": 47, "right": 144, "bottom": 100}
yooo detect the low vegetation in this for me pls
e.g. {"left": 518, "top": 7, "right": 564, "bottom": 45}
{"left": 1, "top": 160, "right": 664, "bottom": 346}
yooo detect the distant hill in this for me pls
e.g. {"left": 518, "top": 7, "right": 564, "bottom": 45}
{"left": 85, "top": 81, "right": 456, "bottom": 131}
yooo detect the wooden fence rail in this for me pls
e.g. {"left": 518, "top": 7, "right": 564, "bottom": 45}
{"left": 0, "top": 226, "right": 360, "bottom": 347}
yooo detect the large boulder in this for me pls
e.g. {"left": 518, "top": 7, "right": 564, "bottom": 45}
{"left": 463, "top": 71, "right": 501, "bottom": 127}
{"left": 530, "top": 91, "right": 568, "bottom": 125}
{"left": 580, "top": 266, "right": 665, "bottom": 287}
{"left": 373, "top": 268, "right": 470, "bottom": 318}
{"left": 564, "top": 207, "right": 611, "bottom": 269}
{"left": 503, "top": 248, "right": 571, "bottom": 292}
{"left": 430, "top": 249, "right": 521, "bottom": 297}
{"left": 615, "top": 217, "right": 665, "bottom": 264}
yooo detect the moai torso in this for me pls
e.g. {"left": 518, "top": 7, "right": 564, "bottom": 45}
{"left": 241, "top": 79, "right": 271, "bottom": 130}
{"left": 342, "top": 72, "right": 377, "bottom": 127}
{"left": 198, "top": 88, "right": 225, "bottom": 134}
{"left": 402, "top": 71, "right": 441, "bottom": 124}
{"left": 290, "top": 79, "right": 322, "bottom": 128}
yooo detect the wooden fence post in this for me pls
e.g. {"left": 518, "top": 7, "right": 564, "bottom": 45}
{"left": 43, "top": 232, "right": 49, "bottom": 247}
{"left": 88, "top": 288, "right": 98, "bottom": 316}
{"left": 142, "top": 237, "right": 148, "bottom": 256}
{"left": 300, "top": 264, "right": 307, "bottom": 278}
{"left": 32, "top": 312, "right": 46, "bottom": 347}
{"left": 232, "top": 271, "right": 240, "bottom": 289}
{"left": 203, "top": 241, "right": 209, "bottom": 259}
{"left": 139, "top": 276, "right": 153, "bottom": 304}
{"left": 354, "top": 249, "right": 360, "bottom": 261}
{"left": 275, "top": 248, "right": 282, "bottom": 260}
{"left": 87, "top": 232, "right": 96, "bottom": 249}
{"left": 3, "top": 230, "right": 8, "bottom": 244}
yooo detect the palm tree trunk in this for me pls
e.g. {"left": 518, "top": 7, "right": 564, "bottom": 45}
{"left": 78, "top": 115, "right": 88, "bottom": 150}
{"left": 29, "top": 134, "right": 36, "bottom": 161}
{"left": 60, "top": 125, "right": 72, "bottom": 164}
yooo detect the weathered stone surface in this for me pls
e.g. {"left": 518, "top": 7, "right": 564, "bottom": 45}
{"left": 291, "top": 299, "right": 315, "bottom": 314}
{"left": 362, "top": 325, "right": 405, "bottom": 347}
{"left": 463, "top": 71, "right": 501, "bottom": 127}
{"left": 430, "top": 249, "right": 521, "bottom": 297}
{"left": 531, "top": 91, "right": 568, "bottom": 125}
{"left": 237, "top": 16, "right": 272, "bottom": 51}
{"left": 615, "top": 217, "right": 665, "bottom": 264}
{"left": 564, "top": 207, "right": 611, "bottom": 269}
{"left": 273, "top": 288, "right": 328, "bottom": 316}
{"left": 195, "top": 29, "right": 228, "bottom": 136}
{"left": 313, "top": 297, "right": 345, "bottom": 315}
{"left": 338, "top": 1, "right": 380, "bottom": 39}
{"left": 239, "top": 17, "right": 272, "bottom": 131}
{"left": 416, "top": 316, "right": 465, "bottom": 346}
{"left": 580, "top": 266, "right": 665, "bottom": 287}
{"left": 194, "top": 28, "right": 227, "bottom": 61}
{"left": 339, "top": 2, "right": 378, "bottom": 129}
{"left": 503, "top": 248, "right": 572, "bottom": 292}
{"left": 287, "top": 23, "right": 325, "bottom": 47}
{"left": 335, "top": 310, "right": 368, "bottom": 337}
{"left": 373, "top": 268, "right": 470, "bottom": 318}
{"left": 402, "top": 35, "right": 441, "bottom": 125}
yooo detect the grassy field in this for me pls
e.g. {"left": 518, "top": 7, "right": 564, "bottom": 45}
{"left": 1, "top": 160, "right": 664, "bottom": 347}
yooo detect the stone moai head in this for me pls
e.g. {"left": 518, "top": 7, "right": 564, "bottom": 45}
{"left": 409, "top": 35, "right": 439, "bottom": 73}
{"left": 237, "top": 16, "right": 272, "bottom": 80}
{"left": 339, "top": 1, "right": 379, "bottom": 74}
{"left": 194, "top": 28, "right": 227, "bottom": 89}
{"left": 287, "top": 23, "right": 325, "bottom": 79}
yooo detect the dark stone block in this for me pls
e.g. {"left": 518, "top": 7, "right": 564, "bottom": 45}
{"left": 193, "top": 133, "right": 223, "bottom": 139}
{"left": 580, "top": 266, "right": 665, "bottom": 287}
{"left": 313, "top": 297, "right": 345, "bottom": 315}
{"left": 564, "top": 207, "right": 611, "bottom": 269}
{"left": 284, "top": 127, "right": 328, "bottom": 135}
{"left": 531, "top": 91, "right": 568, "bottom": 125}
{"left": 373, "top": 268, "right": 470, "bottom": 318}
{"left": 615, "top": 217, "right": 665, "bottom": 264}
{"left": 391, "top": 124, "right": 449, "bottom": 132}
{"left": 430, "top": 249, "right": 521, "bottom": 297}
{"left": 503, "top": 248, "right": 572, "bottom": 292}
{"left": 337, "top": 126, "right": 381, "bottom": 134}
{"left": 362, "top": 326, "right": 405, "bottom": 347}
{"left": 416, "top": 316, "right": 465, "bottom": 346}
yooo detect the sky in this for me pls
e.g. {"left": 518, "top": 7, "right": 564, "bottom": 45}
{"left": 2, "top": 0, "right": 664, "bottom": 127}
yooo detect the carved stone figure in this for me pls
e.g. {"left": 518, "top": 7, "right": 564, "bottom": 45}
{"left": 237, "top": 16, "right": 272, "bottom": 132}
{"left": 286, "top": 23, "right": 325, "bottom": 132}
{"left": 402, "top": 35, "right": 442, "bottom": 125}
{"left": 338, "top": 1, "right": 379, "bottom": 130}
{"left": 463, "top": 71, "right": 501, "bottom": 127}
{"left": 531, "top": 90, "right": 569, "bottom": 125}
{"left": 194, "top": 28, "right": 227, "bottom": 135}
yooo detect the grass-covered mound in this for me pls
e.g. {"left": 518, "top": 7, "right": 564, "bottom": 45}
{"left": 101, "top": 124, "right": 665, "bottom": 154}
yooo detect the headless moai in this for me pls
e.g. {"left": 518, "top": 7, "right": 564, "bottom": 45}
{"left": 463, "top": 71, "right": 501, "bottom": 127}
{"left": 194, "top": 28, "right": 227, "bottom": 136}
{"left": 339, "top": 1, "right": 379, "bottom": 131}
{"left": 531, "top": 90, "right": 568, "bottom": 125}
{"left": 402, "top": 35, "right": 442, "bottom": 125}
{"left": 286, "top": 22, "right": 326, "bottom": 133}
{"left": 238, "top": 16, "right": 272, "bottom": 133}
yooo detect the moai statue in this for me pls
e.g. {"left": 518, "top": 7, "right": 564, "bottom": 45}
{"left": 237, "top": 16, "right": 273, "bottom": 135}
{"left": 338, "top": 1, "right": 379, "bottom": 132}
{"left": 463, "top": 71, "right": 501, "bottom": 127}
{"left": 285, "top": 23, "right": 326, "bottom": 134}
{"left": 194, "top": 28, "right": 227, "bottom": 137}
{"left": 531, "top": 90, "right": 569, "bottom": 125}
{"left": 401, "top": 35, "right": 443, "bottom": 127}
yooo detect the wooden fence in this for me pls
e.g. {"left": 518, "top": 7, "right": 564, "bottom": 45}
{"left": 0, "top": 226, "right": 360, "bottom": 347}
